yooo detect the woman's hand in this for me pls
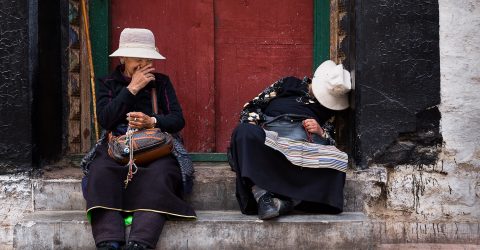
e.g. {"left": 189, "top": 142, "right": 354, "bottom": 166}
{"left": 127, "top": 64, "right": 156, "bottom": 95}
{"left": 302, "top": 119, "right": 325, "bottom": 137}
{"left": 127, "top": 112, "right": 156, "bottom": 129}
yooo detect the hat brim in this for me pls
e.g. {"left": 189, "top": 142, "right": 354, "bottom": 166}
{"left": 109, "top": 48, "right": 165, "bottom": 60}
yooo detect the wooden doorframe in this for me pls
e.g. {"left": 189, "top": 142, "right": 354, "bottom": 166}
{"left": 327, "top": 0, "right": 345, "bottom": 65}
{"left": 85, "top": 0, "right": 339, "bottom": 160}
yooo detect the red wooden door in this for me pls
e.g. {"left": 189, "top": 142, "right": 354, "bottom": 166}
{"left": 214, "top": 1, "right": 313, "bottom": 151}
{"left": 110, "top": 1, "right": 313, "bottom": 152}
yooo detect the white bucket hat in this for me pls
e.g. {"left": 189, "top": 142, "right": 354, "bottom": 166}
{"left": 109, "top": 28, "right": 165, "bottom": 60}
{"left": 311, "top": 60, "right": 352, "bottom": 110}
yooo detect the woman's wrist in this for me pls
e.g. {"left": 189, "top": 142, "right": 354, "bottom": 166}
{"left": 318, "top": 128, "right": 326, "bottom": 138}
{"left": 127, "top": 86, "right": 139, "bottom": 95}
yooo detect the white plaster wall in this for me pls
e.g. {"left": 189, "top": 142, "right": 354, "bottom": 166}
{"left": 438, "top": 0, "right": 480, "bottom": 218}
{"left": 0, "top": 174, "right": 32, "bottom": 249}
{"left": 439, "top": 0, "right": 480, "bottom": 165}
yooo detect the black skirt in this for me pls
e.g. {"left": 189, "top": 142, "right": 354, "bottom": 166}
{"left": 229, "top": 123, "right": 345, "bottom": 215}
{"left": 85, "top": 144, "right": 196, "bottom": 219}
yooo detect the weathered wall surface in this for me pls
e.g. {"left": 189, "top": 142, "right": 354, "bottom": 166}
{"left": 0, "top": 0, "right": 34, "bottom": 173}
{"left": 0, "top": 0, "right": 35, "bottom": 247}
{"left": 439, "top": 0, "right": 480, "bottom": 167}
{"left": 350, "top": 0, "right": 480, "bottom": 235}
{"left": 437, "top": 0, "right": 480, "bottom": 219}
{"left": 0, "top": 175, "right": 32, "bottom": 249}
{"left": 353, "top": 0, "right": 442, "bottom": 168}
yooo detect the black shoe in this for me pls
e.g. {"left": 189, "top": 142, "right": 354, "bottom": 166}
{"left": 125, "top": 241, "right": 149, "bottom": 250}
{"left": 278, "top": 199, "right": 294, "bottom": 215}
{"left": 96, "top": 241, "right": 121, "bottom": 250}
{"left": 257, "top": 192, "right": 280, "bottom": 220}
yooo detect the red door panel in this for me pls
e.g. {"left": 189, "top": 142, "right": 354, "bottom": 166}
{"left": 110, "top": 1, "right": 215, "bottom": 152}
{"left": 214, "top": 1, "right": 313, "bottom": 151}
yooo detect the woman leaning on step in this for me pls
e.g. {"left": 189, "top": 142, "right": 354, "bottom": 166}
{"left": 83, "top": 28, "right": 195, "bottom": 250}
{"left": 228, "top": 60, "right": 351, "bottom": 220}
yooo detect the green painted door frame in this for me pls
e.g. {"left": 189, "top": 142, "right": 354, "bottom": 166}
{"left": 89, "top": 0, "right": 109, "bottom": 79}
{"left": 88, "top": 0, "right": 330, "bottom": 161}
{"left": 313, "top": 0, "right": 330, "bottom": 70}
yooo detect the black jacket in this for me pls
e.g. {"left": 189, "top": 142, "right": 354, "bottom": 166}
{"left": 96, "top": 65, "right": 185, "bottom": 134}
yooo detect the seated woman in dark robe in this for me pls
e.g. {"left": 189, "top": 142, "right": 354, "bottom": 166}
{"left": 228, "top": 60, "right": 351, "bottom": 220}
{"left": 85, "top": 28, "right": 195, "bottom": 250}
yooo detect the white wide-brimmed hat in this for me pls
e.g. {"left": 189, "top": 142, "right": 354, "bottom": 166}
{"left": 109, "top": 28, "right": 165, "bottom": 60}
{"left": 311, "top": 60, "right": 352, "bottom": 110}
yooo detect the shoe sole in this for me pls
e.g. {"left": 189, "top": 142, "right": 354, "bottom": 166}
{"left": 258, "top": 210, "right": 280, "bottom": 220}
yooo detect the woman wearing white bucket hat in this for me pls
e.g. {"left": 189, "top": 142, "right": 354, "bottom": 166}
{"left": 84, "top": 28, "right": 195, "bottom": 250}
{"left": 228, "top": 60, "right": 351, "bottom": 220}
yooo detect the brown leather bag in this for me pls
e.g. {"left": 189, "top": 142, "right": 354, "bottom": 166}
{"left": 107, "top": 128, "right": 173, "bottom": 165}
{"left": 107, "top": 87, "right": 173, "bottom": 165}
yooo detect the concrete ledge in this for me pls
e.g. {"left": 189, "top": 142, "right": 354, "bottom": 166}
{"left": 14, "top": 211, "right": 372, "bottom": 250}
{"left": 33, "top": 164, "right": 374, "bottom": 212}
{"left": 377, "top": 243, "right": 480, "bottom": 250}
{"left": 14, "top": 211, "right": 480, "bottom": 249}
{"left": 186, "top": 165, "right": 237, "bottom": 211}
{"left": 371, "top": 220, "right": 480, "bottom": 245}
{"left": 32, "top": 165, "right": 238, "bottom": 211}
{"left": 33, "top": 179, "right": 83, "bottom": 211}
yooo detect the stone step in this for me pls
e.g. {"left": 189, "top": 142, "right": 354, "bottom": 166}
{"left": 34, "top": 163, "right": 369, "bottom": 212}
{"left": 377, "top": 243, "right": 480, "bottom": 250}
{"left": 14, "top": 210, "right": 372, "bottom": 249}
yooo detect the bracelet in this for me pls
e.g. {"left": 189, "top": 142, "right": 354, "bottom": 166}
{"left": 150, "top": 116, "right": 157, "bottom": 128}
{"left": 320, "top": 129, "right": 328, "bottom": 138}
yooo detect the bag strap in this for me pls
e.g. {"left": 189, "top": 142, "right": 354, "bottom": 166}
{"left": 151, "top": 88, "right": 158, "bottom": 114}
{"left": 262, "top": 114, "right": 312, "bottom": 126}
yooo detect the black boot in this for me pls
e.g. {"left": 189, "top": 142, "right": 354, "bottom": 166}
{"left": 278, "top": 198, "right": 294, "bottom": 215}
{"left": 257, "top": 192, "right": 280, "bottom": 220}
{"left": 125, "top": 241, "right": 150, "bottom": 250}
{"left": 96, "top": 241, "right": 121, "bottom": 250}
